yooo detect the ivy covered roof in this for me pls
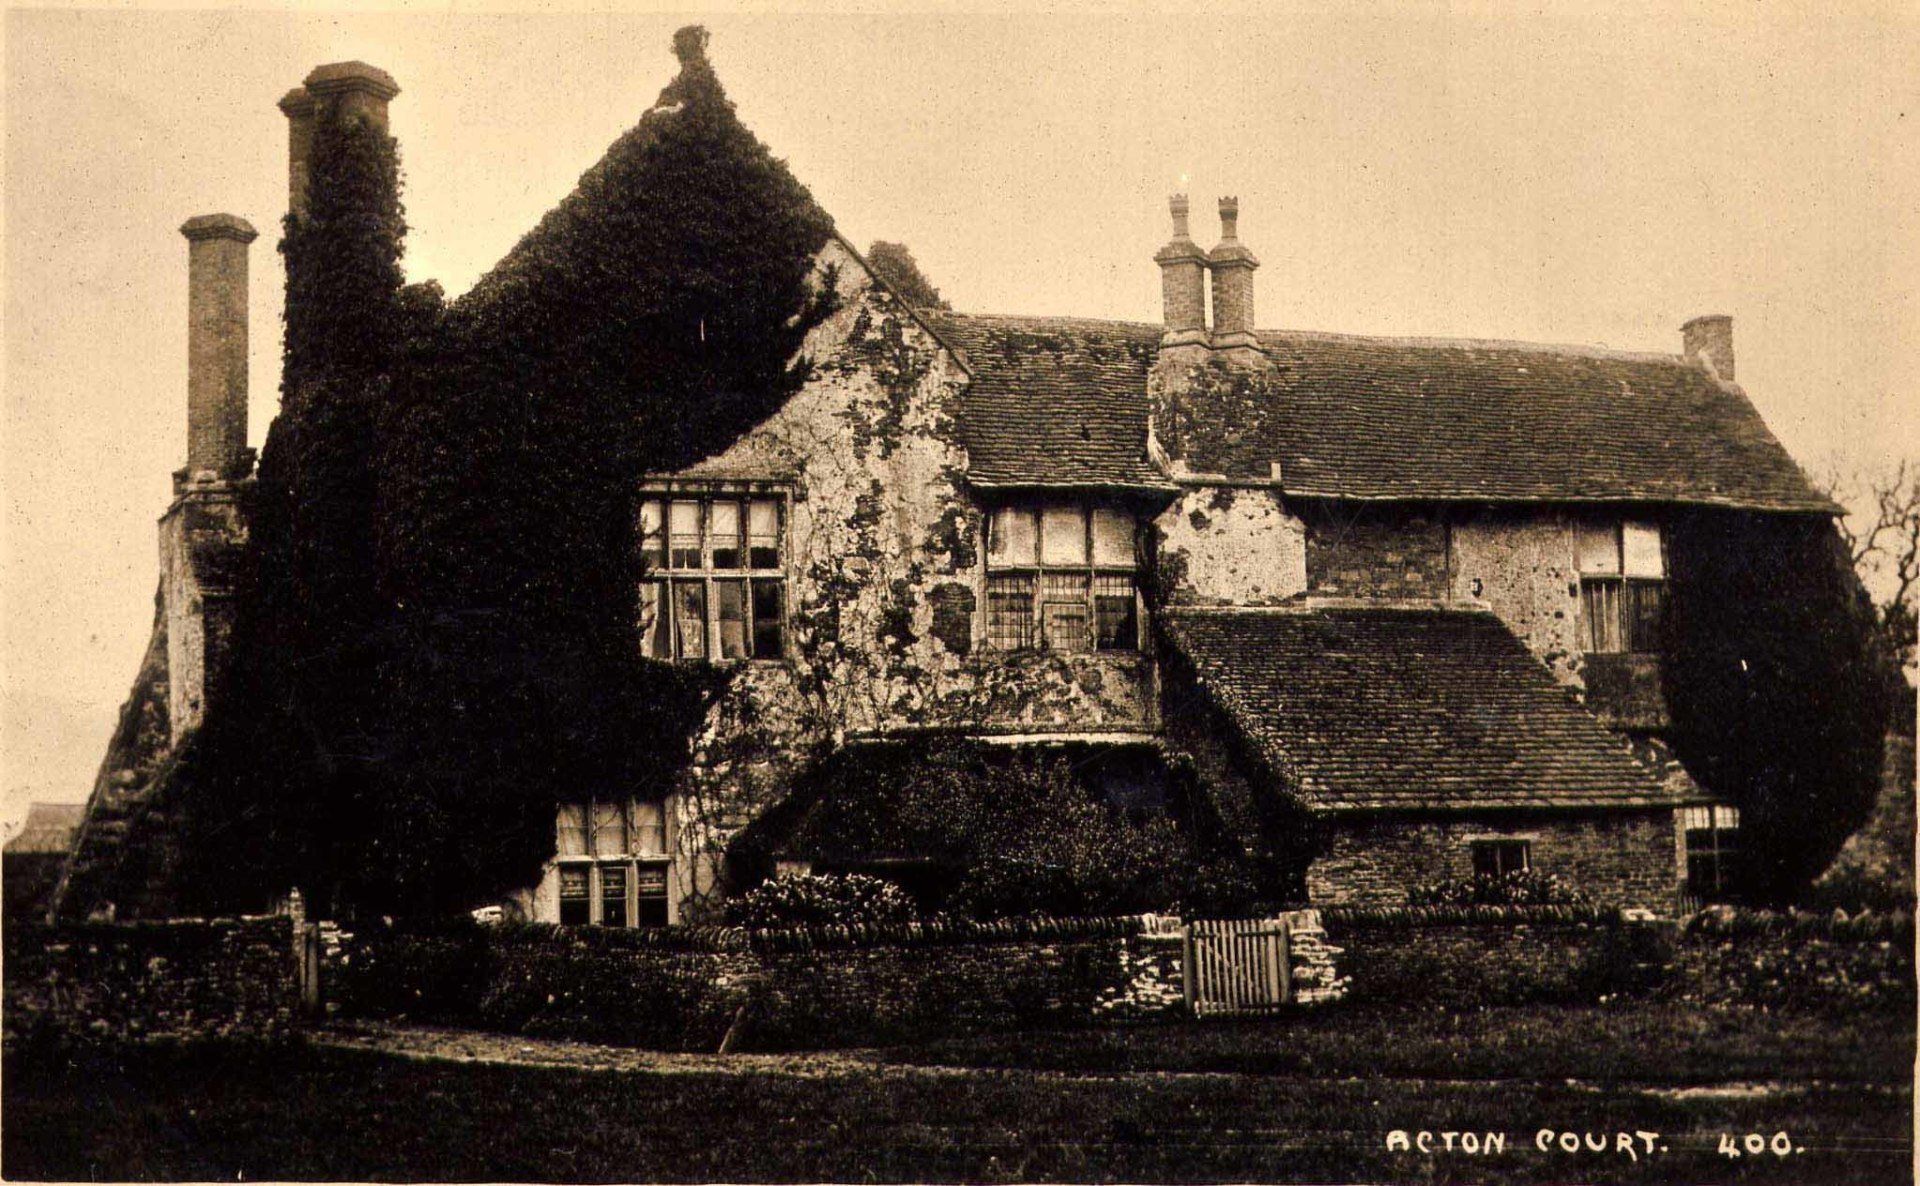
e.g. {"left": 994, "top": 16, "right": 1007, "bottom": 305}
{"left": 1163, "top": 604, "right": 1706, "bottom": 814}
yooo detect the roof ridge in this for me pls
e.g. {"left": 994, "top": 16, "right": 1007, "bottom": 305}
{"left": 1260, "top": 327, "right": 1690, "bottom": 367}
{"left": 941, "top": 310, "right": 1695, "bottom": 365}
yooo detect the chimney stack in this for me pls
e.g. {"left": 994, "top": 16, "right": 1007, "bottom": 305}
{"left": 279, "top": 62, "right": 400, "bottom": 218}
{"left": 179, "top": 214, "right": 258, "bottom": 482}
{"left": 1154, "top": 194, "right": 1209, "bottom": 350}
{"left": 1207, "top": 197, "right": 1260, "bottom": 360}
{"left": 1681, "top": 314, "right": 1734, "bottom": 382}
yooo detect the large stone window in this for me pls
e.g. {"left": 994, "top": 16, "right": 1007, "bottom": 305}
{"left": 555, "top": 799, "right": 670, "bottom": 926}
{"left": 638, "top": 492, "right": 786, "bottom": 661}
{"left": 1576, "top": 520, "right": 1665, "bottom": 654}
{"left": 984, "top": 502, "right": 1140, "bottom": 652}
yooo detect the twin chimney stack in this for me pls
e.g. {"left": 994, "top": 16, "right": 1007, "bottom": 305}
{"left": 174, "top": 61, "right": 402, "bottom": 488}
{"left": 1155, "top": 194, "right": 1263, "bottom": 365}
{"left": 277, "top": 61, "right": 399, "bottom": 219}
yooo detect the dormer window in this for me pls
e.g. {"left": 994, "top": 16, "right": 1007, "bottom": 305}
{"left": 984, "top": 503, "right": 1140, "bottom": 652}
{"left": 638, "top": 492, "right": 786, "bottom": 661}
{"left": 1577, "top": 520, "right": 1665, "bottom": 654}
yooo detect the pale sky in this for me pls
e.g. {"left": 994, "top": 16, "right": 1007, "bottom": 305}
{"left": 5, "top": 5, "right": 1917, "bottom": 833}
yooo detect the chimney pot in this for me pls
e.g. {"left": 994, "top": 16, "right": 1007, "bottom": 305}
{"left": 1218, "top": 196, "right": 1240, "bottom": 240}
{"left": 180, "top": 214, "right": 257, "bottom": 480}
{"left": 1681, "top": 314, "right": 1734, "bottom": 382}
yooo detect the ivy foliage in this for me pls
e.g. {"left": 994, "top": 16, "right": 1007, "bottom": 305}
{"left": 729, "top": 740, "right": 1263, "bottom": 918}
{"left": 1663, "top": 509, "right": 1898, "bottom": 905}
{"left": 865, "top": 241, "right": 949, "bottom": 310}
{"left": 176, "top": 27, "right": 836, "bottom": 919}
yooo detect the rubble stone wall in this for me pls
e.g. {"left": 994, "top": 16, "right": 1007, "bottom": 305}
{"left": 4, "top": 916, "right": 300, "bottom": 1044}
{"left": 1307, "top": 810, "right": 1682, "bottom": 912}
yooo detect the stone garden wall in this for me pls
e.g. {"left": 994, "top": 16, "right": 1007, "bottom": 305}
{"left": 329, "top": 915, "right": 1192, "bottom": 1051}
{"left": 3, "top": 916, "right": 301, "bottom": 1044}
{"left": 1319, "top": 905, "right": 1643, "bottom": 1008}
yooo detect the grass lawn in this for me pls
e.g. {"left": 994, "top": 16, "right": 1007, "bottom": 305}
{"left": 4, "top": 1004, "right": 1911, "bottom": 1184}
{"left": 895, "top": 999, "right": 1917, "bottom": 1085}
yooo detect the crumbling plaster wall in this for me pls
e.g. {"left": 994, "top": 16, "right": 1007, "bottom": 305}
{"left": 1447, "top": 510, "right": 1586, "bottom": 689}
{"left": 1152, "top": 485, "right": 1306, "bottom": 606}
{"left": 654, "top": 241, "right": 1156, "bottom": 919}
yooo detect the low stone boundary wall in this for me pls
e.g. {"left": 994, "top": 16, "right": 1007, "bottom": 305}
{"left": 4, "top": 916, "right": 301, "bottom": 1045}
{"left": 1661, "top": 907, "right": 1914, "bottom": 1013}
{"left": 330, "top": 915, "right": 1187, "bottom": 1051}
{"left": 1319, "top": 905, "right": 1639, "bottom": 1007}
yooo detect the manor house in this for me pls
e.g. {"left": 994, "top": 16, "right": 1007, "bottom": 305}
{"left": 61, "top": 39, "right": 1836, "bottom": 925}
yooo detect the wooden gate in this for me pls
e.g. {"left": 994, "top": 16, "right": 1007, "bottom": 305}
{"left": 1183, "top": 917, "right": 1292, "bottom": 1016}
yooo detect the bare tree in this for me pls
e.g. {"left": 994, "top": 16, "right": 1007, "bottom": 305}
{"left": 1820, "top": 457, "right": 1919, "bottom": 670}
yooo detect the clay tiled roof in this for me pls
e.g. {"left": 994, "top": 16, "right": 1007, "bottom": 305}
{"left": 1162, "top": 605, "right": 1697, "bottom": 813}
{"left": 927, "top": 313, "right": 1172, "bottom": 490}
{"left": 935, "top": 313, "right": 1834, "bottom": 512}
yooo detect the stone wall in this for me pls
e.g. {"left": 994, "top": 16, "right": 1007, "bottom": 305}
{"left": 1153, "top": 485, "right": 1306, "bottom": 606}
{"left": 160, "top": 483, "right": 249, "bottom": 743}
{"left": 1299, "top": 503, "right": 1449, "bottom": 599}
{"left": 1320, "top": 910, "right": 1626, "bottom": 1007}
{"left": 4, "top": 916, "right": 300, "bottom": 1044}
{"left": 332, "top": 916, "right": 1186, "bottom": 1051}
{"left": 1306, "top": 810, "right": 1682, "bottom": 911}
{"left": 1661, "top": 908, "right": 1916, "bottom": 1013}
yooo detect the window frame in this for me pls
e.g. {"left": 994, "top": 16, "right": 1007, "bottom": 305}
{"left": 1577, "top": 520, "right": 1667, "bottom": 655}
{"left": 639, "top": 486, "right": 791, "bottom": 664}
{"left": 982, "top": 501, "right": 1144, "bottom": 654}
{"left": 1469, "top": 839, "right": 1532, "bottom": 879}
{"left": 1681, "top": 804, "right": 1741, "bottom": 901}
{"left": 554, "top": 798, "right": 672, "bottom": 928}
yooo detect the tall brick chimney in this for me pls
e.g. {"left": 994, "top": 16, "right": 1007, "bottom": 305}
{"left": 1207, "top": 197, "right": 1261, "bottom": 361}
{"left": 1154, "top": 194, "right": 1209, "bottom": 351}
{"left": 1682, "top": 314, "right": 1734, "bottom": 382}
{"left": 161, "top": 216, "right": 258, "bottom": 744}
{"left": 278, "top": 61, "right": 400, "bottom": 218}
{"left": 179, "top": 214, "right": 257, "bottom": 483}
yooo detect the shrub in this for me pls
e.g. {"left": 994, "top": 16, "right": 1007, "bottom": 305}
{"left": 1408, "top": 870, "right": 1594, "bottom": 907}
{"left": 733, "top": 740, "right": 1265, "bottom": 919}
{"left": 725, "top": 873, "right": 917, "bottom": 929}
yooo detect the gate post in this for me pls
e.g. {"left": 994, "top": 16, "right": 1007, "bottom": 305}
{"left": 1180, "top": 923, "right": 1196, "bottom": 1016}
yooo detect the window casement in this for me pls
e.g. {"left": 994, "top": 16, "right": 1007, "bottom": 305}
{"left": 555, "top": 799, "right": 671, "bottom": 927}
{"left": 1470, "top": 839, "right": 1531, "bottom": 879}
{"left": 984, "top": 503, "right": 1141, "bottom": 653}
{"left": 1576, "top": 520, "right": 1666, "bottom": 654}
{"left": 1681, "top": 805, "right": 1741, "bottom": 901}
{"left": 638, "top": 493, "right": 786, "bottom": 662}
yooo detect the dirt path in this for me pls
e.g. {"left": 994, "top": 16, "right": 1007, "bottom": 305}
{"left": 312, "top": 1019, "right": 1906, "bottom": 1101}
{"left": 313, "top": 1019, "right": 946, "bottom": 1079}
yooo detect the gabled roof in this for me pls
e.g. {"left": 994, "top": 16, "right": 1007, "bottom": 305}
{"left": 926, "top": 313, "right": 1173, "bottom": 491}
{"left": 937, "top": 313, "right": 1835, "bottom": 513}
{"left": 1162, "top": 604, "right": 1702, "bottom": 813}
